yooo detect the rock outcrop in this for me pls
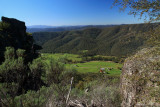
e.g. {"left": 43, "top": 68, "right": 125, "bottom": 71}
{"left": 0, "top": 16, "right": 41, "bottom": 63}
{"left": 1, "top": 16, "right": 33, "bottom": 50}
{"left": 121, "top": 47, "right": 160, "bottom": 106}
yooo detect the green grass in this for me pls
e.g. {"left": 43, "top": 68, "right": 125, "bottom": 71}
{"left": 41, "top": 53, "right": 123, "bottom": 76}
{"left": 66, "top": 61, "right": 122, "bottom": 76}
{"left": 41, "top": 53, "right": 82, "bottom": 63}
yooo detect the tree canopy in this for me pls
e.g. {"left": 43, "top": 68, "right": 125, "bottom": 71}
{"left": 113, "top": 0, "right": 160, "bottom": 46}
{"left": 113, "top": 0, "right": 160, "bottom": 22}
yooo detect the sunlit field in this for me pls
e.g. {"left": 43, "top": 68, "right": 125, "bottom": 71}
{"left": 41, "top": 53, "right": 122, "bottom": 76}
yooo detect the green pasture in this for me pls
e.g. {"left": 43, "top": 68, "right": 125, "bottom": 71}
{"left": 41, "top": 53, "right": 123, "bottom": 76}
{"left": 41, "top": 53, "right": 82, "bottom": 63}
{"left": 66, "top": 61, "right": 122, "bottom": 76}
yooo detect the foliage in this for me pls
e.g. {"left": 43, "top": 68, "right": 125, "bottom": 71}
{"left": 0, "top": 48, "right": 122, "bottom": 106}
{"left": 113, "top": 0, "right": 160, "bottom": 22}
{"left": 70, "top": 78, "right": 121, "bottom": 107}
{"left": 0, "top": 17, "right": 41, "bottom": 63}
{"left": 113, "top": 0, "right": 160, "bottom": 46}
{"left": 46, "top": 58, "right": 65, "bottom": 84}
{"left": 41, "top": 53, "right": 82, "bottom": 64}
{"left": 45, "top": 57, "right": 79, "bottom": 106}
{"left": 147, "top": 25, "right": 160, "bottom": 46}
{"left": 13, "top": 86, "right": 52, "bottom": 107}
{"left": 0, "top": 47, "right": 26, "bottom": 86}
{"left": 33, "top": 32, "right": 60, "bottom": 45}
{"left": 29, "top": 58, "right": 45, "bottom": 79}
{"left": 86, "top": 55, "right": 123, "bottom": 63}
{"left": 0, "top": 47, "right": 47, "bottom": 106}
{"left": 0, "top": 21, "right": 10, "bottom": 31}
{"left": 0, "top": 47, "right": 27, "bottom": 106}
{"left": 29, "top": 58, "right": 46, "bottom": 90}
{"left": 32, "top": 24, "right": 158, "bottom": 57}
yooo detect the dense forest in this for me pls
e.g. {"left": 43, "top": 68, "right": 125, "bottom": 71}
{"left": 33, "top": 23, "right": 159, "bottom": 57}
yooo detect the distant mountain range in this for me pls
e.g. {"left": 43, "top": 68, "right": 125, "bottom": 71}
{"left": 27, "top": 25, "right": 118, "bottom": 33}
{"left": 27, "top": 25, "right": 58, "bottom": 28}
{"left": 32, "top": 23, "right": 160, "bottom": 57}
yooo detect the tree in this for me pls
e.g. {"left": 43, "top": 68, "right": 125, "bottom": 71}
{"left": 81, "top": 50, "right": 89, "bottom": 61}
{"left": 0, "top": 47, "right": 46, "bottom": 106}
{"left": 0, "top": 47, "right": 27, "bottom": 106}
{"left": 113, "top": 0, "right": 160, "bottom": 22}
{"left": 29, "top": 57, "right": 46, "bottom": 90}
{"left": 46, "top": 57, "right": 78, "bottom": 106}
{"left": 113, "top": 0, "right": 160, "bottom": 46}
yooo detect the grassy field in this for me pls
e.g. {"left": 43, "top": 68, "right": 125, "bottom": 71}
{"left": 41, "top": 53, "right": 123, "bottom": 76}
{"left": 66, "top": 61, "right": 122, "bottom": 76}
{"left": 41, "top": 53, "right": 82, "bottom": 63}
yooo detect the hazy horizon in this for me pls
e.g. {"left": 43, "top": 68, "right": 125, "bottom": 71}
{"left": 26, "top": 23, "right": 145, "bottom": 28}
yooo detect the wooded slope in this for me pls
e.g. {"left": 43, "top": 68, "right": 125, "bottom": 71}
{"left": 33, "top": 23, "right": 159, "bottom": 57}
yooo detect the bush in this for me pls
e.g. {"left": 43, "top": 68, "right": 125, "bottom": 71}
{"left": 29, "top": 57, "right": 46, "bottom": 90}
{"left": 14, "top": 86, "right": 51, "bottom": 107}
{"left": 0, "top": 22, "right": 10, "bottom": 31}
{"left": 0, "top": 47, "right": 46, "bottom": 106}
{"left": 70, "top": 80, "right": 122, "bottom": 107}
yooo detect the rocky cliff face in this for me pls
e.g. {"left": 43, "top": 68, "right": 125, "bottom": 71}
{"left": 1, "top": 16, "right": 32, "bottom": 50}
{"left": 121, "top": 47, "right": 160, "bottom": 107}
{"left": 0, "top": 17, "right": 41, "bottom": 63}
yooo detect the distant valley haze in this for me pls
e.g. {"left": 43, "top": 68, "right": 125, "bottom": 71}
{"left": 27, "top": 25, "right": 117, "bottom": 28}
{"left": 26, "top": 24, "right": 120, "bottom": 32}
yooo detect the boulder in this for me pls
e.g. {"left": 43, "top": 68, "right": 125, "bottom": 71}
{"left": 1, "top": 16, "right": 28, "bottom": 49}
{"left": 121, "top": 47, "right": 160, "bottom": 106}
{"left": 0, "top": 16, "right": 41, "bottom": 63}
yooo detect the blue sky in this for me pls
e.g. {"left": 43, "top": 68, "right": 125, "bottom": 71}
{"left": 0, "top": 0, "right": 144, "bottom": 26}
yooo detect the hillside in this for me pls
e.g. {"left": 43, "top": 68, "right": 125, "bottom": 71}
{"left": 33, "top": 23, "right": 159, "bottom": 57}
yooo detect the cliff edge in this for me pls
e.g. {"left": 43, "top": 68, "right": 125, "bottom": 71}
{"left": 0, "top": 16, "right": 41, "bottom": 63}
{"left": 121, "top": 47, "right": 160, "bottom": 106}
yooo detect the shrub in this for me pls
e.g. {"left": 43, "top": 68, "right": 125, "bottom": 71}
{"left": 14, "top": 86, "right": 51, "bottom": 107}
{"left": 29, "top": 57, "right": 46, "bottom": 90}
{"left": 69, "top": 80, "right": 122, "bottom": 107}
{"left": 0, "top": 22, "right": 10, "bottom": 31}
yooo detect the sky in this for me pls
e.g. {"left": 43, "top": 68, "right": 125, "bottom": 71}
{"left": 0, "top": 0, "right": 144, "bottom": 26}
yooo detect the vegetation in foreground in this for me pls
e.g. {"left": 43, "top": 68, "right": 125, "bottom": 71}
{"left": 0, "top": 47, "right": 122, "bottom": 107}
{"left": 0, "top": 16, "right": 122, "bottom": 107}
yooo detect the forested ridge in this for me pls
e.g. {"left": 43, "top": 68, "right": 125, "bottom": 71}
{"left": 33, "top": 23, "right": 159, "bottom": 57}
{"left": 27, "top": 25, "right": 116, "bottom": 33}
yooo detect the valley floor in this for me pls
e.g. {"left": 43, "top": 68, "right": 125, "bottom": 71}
{"left": 41, "top": 53, "right": 122, "bottom": 76}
